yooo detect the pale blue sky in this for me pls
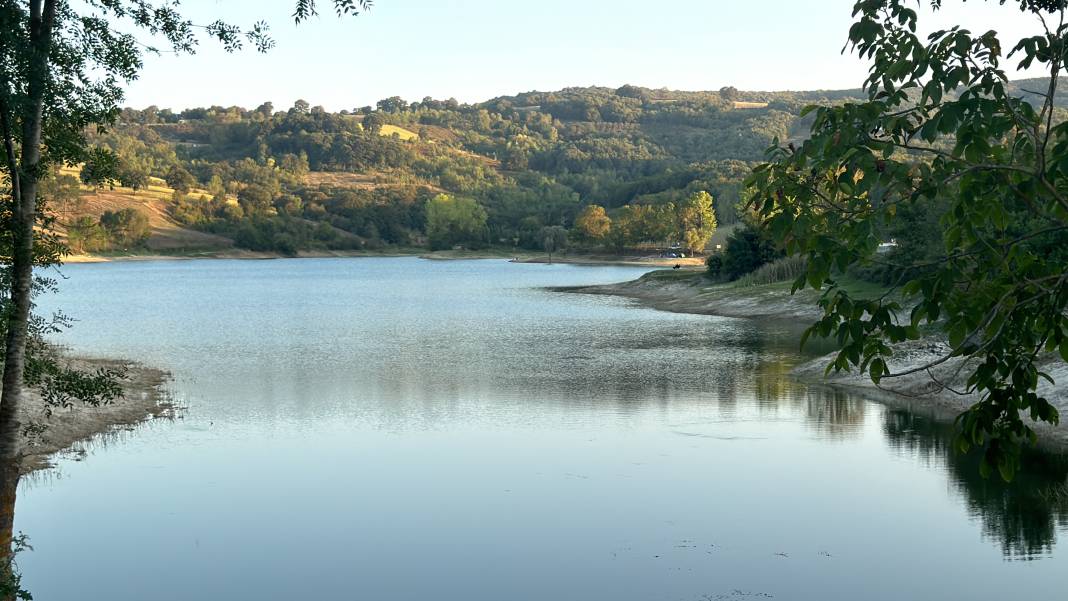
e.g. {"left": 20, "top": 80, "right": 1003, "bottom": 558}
{"left": 123, "top": 0, "right": 1045, "bottom": 111}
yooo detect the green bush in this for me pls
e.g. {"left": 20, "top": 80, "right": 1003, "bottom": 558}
{"left": 66, "top": 216, "right": 110, "bottom": 253}
{"left": 706, "top": 254, "right": 723, "bottom": 278}
{"left": 100, "top": 208, "right": 151, "bottom": 247}
{"left": 718, "top": 224, "right": 783, "bottom": 280}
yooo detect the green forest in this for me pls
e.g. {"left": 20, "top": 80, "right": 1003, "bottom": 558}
{"left": 58, "top": 84, "right": 861, "bottom": 256}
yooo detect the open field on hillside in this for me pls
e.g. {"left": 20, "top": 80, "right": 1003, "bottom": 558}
{"left": 56, "top": 167, "right": 234, "bottom": 253}
{"left": 379, "top": 124, "right": 419, "bottom": 140}
{"left": 303, "top": 170, "right": 441, "bottom": 191}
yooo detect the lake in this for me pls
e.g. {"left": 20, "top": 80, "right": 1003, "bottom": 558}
{"left": 17, "top": 257, "right": 1068, "bottom": 600}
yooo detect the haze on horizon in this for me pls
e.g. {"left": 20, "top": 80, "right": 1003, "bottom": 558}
{"left": 125, "top": 0, "right": 1047, "bottom": 111}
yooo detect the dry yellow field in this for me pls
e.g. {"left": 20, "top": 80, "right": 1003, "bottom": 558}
{"left": 55, "top": 167, "right": 234, "bottom": 252}
{"left": 379, "top": 124, "right": 419, "bottom": 141}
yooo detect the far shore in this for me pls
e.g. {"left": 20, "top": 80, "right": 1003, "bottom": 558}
{"left": 63, "top": 247, "right": 417, "bottom": 264}
{"left": 63, "top": 246, "right": 709, "bottom": 268}
{"left": 19, "top": 356, "right": 173, "bottom": 474}
{"left": 560, "top": 269, "right": 1068, "bottom": 450}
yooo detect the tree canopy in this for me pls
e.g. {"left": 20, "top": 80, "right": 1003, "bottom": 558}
{"left": 677, "top": 190, "right": 717, "bottom": 255}
{"left": 574, "top": 204, "right": 612, "bottom": 241}
{"left": 425, "top": 194, "right": 487, "bottom": 250}
{"left": 749, "top": 0, "right": 1068, "bottom": 479}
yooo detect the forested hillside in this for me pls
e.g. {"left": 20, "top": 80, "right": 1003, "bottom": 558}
{"left": 49, "top": 78, "right": 1061, "bottom": 256}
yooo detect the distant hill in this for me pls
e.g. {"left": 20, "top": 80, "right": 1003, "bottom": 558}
{"left": 55, "top": 80, "right": 1060, "bottom": 255}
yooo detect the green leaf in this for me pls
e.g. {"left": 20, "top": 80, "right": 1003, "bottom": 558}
{"left": 870, "top": 358, "right": 885, "bottom": 384}
{"left": 997, "top": 458, "right": 1016, "bottom": 482}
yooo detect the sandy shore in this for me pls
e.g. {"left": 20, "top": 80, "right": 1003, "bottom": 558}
{"left": 514, "top": 255, "right": 707, "bottom": 268}
{"left": 556, "top": 270, "right": 824, "bottom": 321}
{"left": 19, "top": 357, "right": 173, "bottom": 473}
{"left": 65, "top": 247, "right": 711, "bottom": 268}
{"left": 63, "top": 248, "right": 417, "bottom": 263}
{"left": 562, "top": 270, "right": 1068, "bottom": 448}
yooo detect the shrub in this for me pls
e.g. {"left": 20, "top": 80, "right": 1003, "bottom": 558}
{"left": 100, "top": 208, "right": 151, "bottom": 247}
{"left": 719, "top": 224, "right": 783, "bottom": 280}
{"left": 706, "top": 254, "right": 723, "bottom": 278}
{"left": 66, "top": 216, "right": 110, "bottom": 253}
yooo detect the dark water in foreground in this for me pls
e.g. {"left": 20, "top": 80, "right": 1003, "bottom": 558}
{"left": 16, "top": 257, "right": 1068, "bottom": 600}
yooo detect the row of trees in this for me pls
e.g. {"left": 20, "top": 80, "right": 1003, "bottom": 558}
{"left": 572, "top": 191, "right": 717, "bottom": 254}
{"left": 425, "top": 194, "right": 488, "bottom": 250}
{"left": 421, "top": 190, "right": 719, "bottom": 255}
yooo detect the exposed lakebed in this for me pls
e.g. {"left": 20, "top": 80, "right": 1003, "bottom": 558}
{"left": 17, "top": 257, "right": 1068, "bottom": 600}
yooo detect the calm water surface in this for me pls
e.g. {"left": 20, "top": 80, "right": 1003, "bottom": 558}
{"left": 16, "top": 257, "right": 1068, "bottom": 600}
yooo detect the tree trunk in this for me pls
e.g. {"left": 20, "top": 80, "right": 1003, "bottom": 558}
{"left": 0, "top": 459, "right": 17, "bottom": 597}
{"left": 0, "top": 174, "right": 36, "bottom": 570}
{"left": 0, "top": 0, "right": 55, "bottom": 585}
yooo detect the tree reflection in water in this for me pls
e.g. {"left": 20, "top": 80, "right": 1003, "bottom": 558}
{"left": 803, "top": 388, "right": 868, "bottom": 439}
{"left": 883, "top": 409, "right": 1068, "bottom": 559}
{"left": 743, "top": 325, "right": 1068, "bottom": 559}
{"left": 748, "top": 356, "right": 869, "bottom": 440}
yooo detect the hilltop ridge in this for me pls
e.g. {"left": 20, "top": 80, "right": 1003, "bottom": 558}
{"left": 52, "top": 78, "right": 1064, "bottom": 258}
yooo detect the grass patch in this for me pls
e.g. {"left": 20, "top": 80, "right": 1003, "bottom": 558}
{"left": 834, "top": 277, "right": 894, "bottom": 299}
{"left": 735, "top": 255, "right": 808, "bottom": 288}
{"left": 379, "top": 124, "right": 419, "bottom": 141}
{"left": 639, "top": 269, "right": 707, "bottom": 282}
{"left": 724, "top": 255, "right": 893, "bottom": 300}
{"left": 732, "top": 101, "right": 770, "bottom": 109}
{"left": 698, "top": 278, "right": 794, "bottom": 296}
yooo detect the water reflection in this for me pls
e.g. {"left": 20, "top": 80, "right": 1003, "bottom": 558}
{"left": 803, "top": 390, "right": 868, "bottom": 439}
{"left": 745, "top": 342, "right": 1068, "bottom": 560}
{"left": 14, "top": 258, "right": 1067, "bottom": 600}
{"left": 884, "top": 409, "right": 1068, "bottom": 559}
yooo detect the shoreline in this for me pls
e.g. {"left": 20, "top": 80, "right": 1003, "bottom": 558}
{"left": 63, "top": 248, "right": 418, "bottom": 264}
{"left": 554, "top": 270, "right": 825, "bottom": 321}
{"left": 512, "top": 256, "right": 706, "bottom": 268}
{"left": 19, "top": 356, "right": 173, "bottom": 474}
{"left": 562, "top": 270, "right": 1068, "bottom": 450}
{"left": 64, "top": 247, "right": 710, "bottom": 268}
